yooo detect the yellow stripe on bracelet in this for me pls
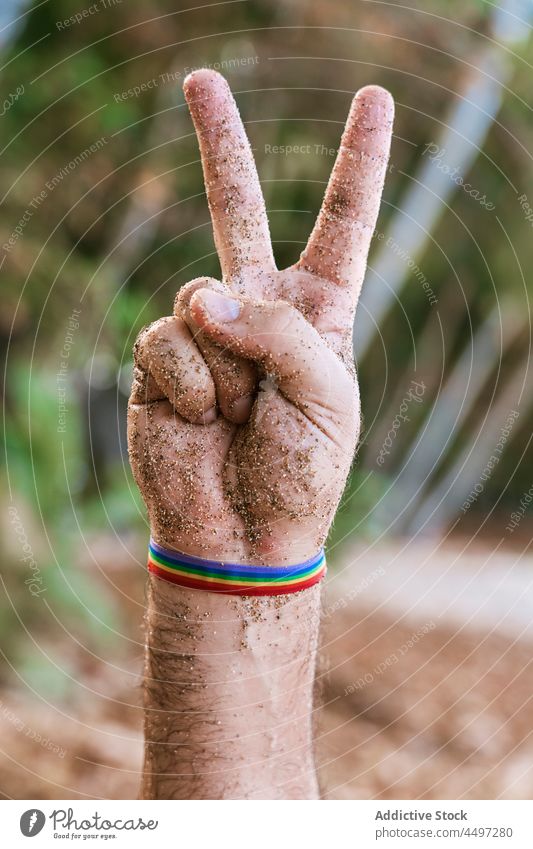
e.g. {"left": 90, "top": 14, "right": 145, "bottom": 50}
{"left": 147, "top": 539, "right": 326, "bottom": 596}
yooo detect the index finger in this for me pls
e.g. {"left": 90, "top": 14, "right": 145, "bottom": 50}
{"left": 183, "top": 69, "right": 275, "bottom": 283}
{"left": 297, "top": 85, "right": 394, "bottom": 297}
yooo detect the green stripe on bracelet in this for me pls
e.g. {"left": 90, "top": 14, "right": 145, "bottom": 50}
{"left": 147, "top": 539, "right": 326, "bottom": 596}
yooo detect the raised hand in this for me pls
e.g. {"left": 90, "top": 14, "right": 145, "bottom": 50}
{"left": 128, "top": 69, "right": 393, "bottom": 565}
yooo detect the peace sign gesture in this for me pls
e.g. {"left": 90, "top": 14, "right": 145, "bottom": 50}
{"left": 128, "top": 69, "right": 394, "bottom": 566}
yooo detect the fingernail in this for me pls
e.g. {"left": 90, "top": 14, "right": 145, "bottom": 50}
{"left": 200, "top": 290, "right": 240, "bottom": 322}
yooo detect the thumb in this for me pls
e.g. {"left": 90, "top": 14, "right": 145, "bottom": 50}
{"left": 189, "top": 288, "right": 357, "bottom": 434}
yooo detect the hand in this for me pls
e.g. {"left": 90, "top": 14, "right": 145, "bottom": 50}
{"left": 128, "top": 69, "right": 393, "bottom": 565}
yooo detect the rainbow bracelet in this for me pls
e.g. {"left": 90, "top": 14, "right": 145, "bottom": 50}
{"left": 147, "top": 539, "right": 326, "bottom": 596}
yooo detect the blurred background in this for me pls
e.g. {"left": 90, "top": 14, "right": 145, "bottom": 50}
{"left": 1, "top": 0, "right": 533, "bottom": 799}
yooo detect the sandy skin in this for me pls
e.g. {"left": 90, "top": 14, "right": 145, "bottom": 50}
{"left": 127, "top": 69, "right": 394, "bottom": 568}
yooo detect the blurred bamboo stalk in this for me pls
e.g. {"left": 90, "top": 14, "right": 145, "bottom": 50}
{"left": 362, "top": 282, "right": 458, "bottom": 462}
{"left": 0, "top": 0, "right": 31, "bottom": 50}
{"left": 354, "top": 0, "right": 532, "bottom": 538}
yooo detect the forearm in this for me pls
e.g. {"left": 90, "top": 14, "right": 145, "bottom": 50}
{"left": 142, "top": 574, "right": 322, "bottom": 800}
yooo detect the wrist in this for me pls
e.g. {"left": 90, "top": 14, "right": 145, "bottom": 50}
{"left": 153, "top": 516, "right": 331, "bottom": 567}
{"left": 143, "top": 573, "right": 322, "bottom": 799}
